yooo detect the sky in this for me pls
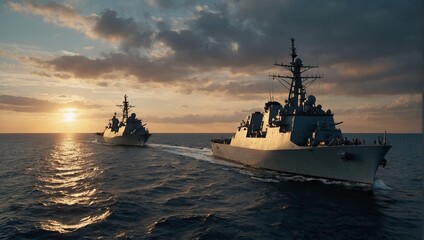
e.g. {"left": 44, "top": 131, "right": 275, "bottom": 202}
{"left": 0, "top": 0, "right": 421, "bottom": 133}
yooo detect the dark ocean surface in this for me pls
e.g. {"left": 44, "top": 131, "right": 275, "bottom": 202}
{"left": 0, "top": 133, "right": 422, "bottom": 239}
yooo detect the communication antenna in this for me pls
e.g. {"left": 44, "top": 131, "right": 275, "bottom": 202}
{"left": 116, "top": 94, "right": 134, "bottom": 121}
{"left": 269, "top": 38, "right": 322, "bottom": 108}
{"left": 268, "top": 74, "right": 275, "bottom": 101}
{"left": 268, "top": 74, "right": 272, "bottom": 101}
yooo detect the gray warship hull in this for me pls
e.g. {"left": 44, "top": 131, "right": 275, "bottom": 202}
{"left": 103, "top": 131, "right": 151, "bottom": 146}
{"left": 211, "top": 142, "right": 390, "bottom": 185}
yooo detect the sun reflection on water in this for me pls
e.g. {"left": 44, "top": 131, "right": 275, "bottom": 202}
{"left": 40, "top": 209, "right": 111, "bottom": 233}
{"left": 37, "top": 134, "right": 111, "bottom": 233}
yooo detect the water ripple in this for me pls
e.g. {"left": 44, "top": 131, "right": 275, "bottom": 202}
{"left": 39, "top": 208, "right": 111, "bottom": 233}
{"left": 35, "top": 135, "right": 113, "bottom": 233}
{"left": 0, "top": 133, "right": 421, "bottom": 239}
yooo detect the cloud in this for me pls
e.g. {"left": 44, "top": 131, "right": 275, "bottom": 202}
{"left": 0, "top": 95, "right": 101, "bottom": 112}
{"left": 6, "top": 0, "right": 97, "bottom": 39}
{"left": 6, "top": 1, "right": 153, "bottom": 51}
{"left": 7, "top": 0, "right": 421, "bottom": 98}
{"left": 155, "top": 7, "right": 265, "bottom": 69}
{"left": 334, "top": 94, "right": 421, "bottom": 115}
{"left": 332, "top": 94, "right": 422, "bottom": 132}
{"left": 93, "top": 9, "right": 154, "bottom": 51}
{"left": 42, "top": 53, "right": 270, "bottom": 99}
{"left": 318, "top": 54, "right": 421, "bottom": 96}
{"left": 60, "top": 50, "right": 79, "bottom": 56}
{"left": 31, "top": 71, "right": 51, "bottom": 78}
{"left": 387, "top": 95, "right": 421, "bottom": 110}
{"left": 146, "top": 0, "right": 196, "bottom": 9}
{"left": 43, "top": 53, "right": 191, "bottom": 83}
{"left": 195, "top": 78, "right": 273, "bottom": 99}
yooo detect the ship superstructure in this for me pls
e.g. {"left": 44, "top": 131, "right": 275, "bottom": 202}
{"left": 211, "top": 39, "right": 391, "bottom": 186}
{"left": 103, "top": 95, "right": 151, "bottom": 146}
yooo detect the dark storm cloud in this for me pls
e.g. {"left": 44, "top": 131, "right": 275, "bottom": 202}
{"left": 315, "top": 54, "right": 422, "bottom": 96}
{"left": 183, "top": 0, "right": 419, "bottom": 96}
{"left": 0, "top": 95, "right": 101, "bottom": 112}
{"left": 0, "top": 95, "right": 53, "bottom": 112}
{"left": 93, "top": 9, "right": 153, "bottom": 51}
{"left": 46, "top": 53, "right": 190, "bottom": 83}
{"left": 42, "top": 5, "right": 263, "bottom": 89}
{"left": 156, "top": 7, "right": 264, "bottom": 69}
{"left": 195, "top": 79, "right": 275, "bottom": 99}
{"left": 31, "top": 0, "right": 420, "bottom": 97}
{"left": 46, "top": 55, "right": 114, "bottom": 79}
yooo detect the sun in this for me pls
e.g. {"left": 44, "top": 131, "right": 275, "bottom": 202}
{"left": 62, "top": 108, "right": 77, "bottom": 122}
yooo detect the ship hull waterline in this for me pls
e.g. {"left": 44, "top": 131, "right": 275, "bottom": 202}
{"left": 103, "top": 132, "right": 151, "bottom": 146}
{"left": 211, "top": 143, "right": 391, "bottom": 186}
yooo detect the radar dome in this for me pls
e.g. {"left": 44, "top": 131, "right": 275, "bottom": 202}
{"left": 307, "top": 95, "right": 316, "bottom": 105}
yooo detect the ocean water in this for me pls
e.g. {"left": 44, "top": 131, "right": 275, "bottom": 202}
{"left": 0, "top": 133, "right": 421, "bottom": 239}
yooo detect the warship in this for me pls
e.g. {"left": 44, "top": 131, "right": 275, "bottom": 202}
{"left": 102, "top": 95, "right": 151, "bottom": 146}
{"left": 211, "top": 39, "right": 391, "bottom": 186}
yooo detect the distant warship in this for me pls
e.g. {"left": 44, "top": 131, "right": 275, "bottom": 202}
{"left": 102, "top": 95, "right": 151, "bottom": 146}
{"left": 211, "top": 39, "right": 391, "bottom": 186}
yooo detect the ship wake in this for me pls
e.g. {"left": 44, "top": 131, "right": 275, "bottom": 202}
{"left": 149, "top": 143, "right": 239, "bottom": 168}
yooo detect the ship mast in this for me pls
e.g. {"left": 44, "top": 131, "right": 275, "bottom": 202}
{"left": 270, "top": 38, "right": 321, "bottom": 109}
{"left": 116, "top": 95, "right": 134, "bottom": 121}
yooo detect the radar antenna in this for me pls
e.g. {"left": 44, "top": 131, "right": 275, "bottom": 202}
{"left": 269, "top": 38, "right": 322, "bottom": 109}
{"left": 290, "top": 38, "right": 297, "bottom": 63}
{"left": 116, "top": 94, "right": 135, "bottom": 121}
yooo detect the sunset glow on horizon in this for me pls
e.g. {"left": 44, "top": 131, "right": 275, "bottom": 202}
{"left": 0, "top": 0, "right": 421, "bottom": 133}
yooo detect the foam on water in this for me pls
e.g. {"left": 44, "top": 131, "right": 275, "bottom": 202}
{"left": 251, "top": 176, "right": 280, "bottom": 183}
{"left": 373, "top": 179, "right": 392, "bottom": 190}
{"left": 149, "top": 143, "right": 240, "bottom": 168}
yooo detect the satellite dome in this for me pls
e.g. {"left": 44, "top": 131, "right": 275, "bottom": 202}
{"left": 307, "top": 95, "right": 316, "bottom": 105}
